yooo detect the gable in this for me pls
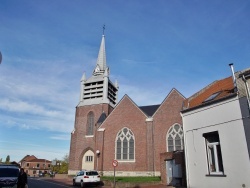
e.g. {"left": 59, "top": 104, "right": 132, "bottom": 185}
{"left": 98, "top": 94, "right": 148, "bottom": 129}
{"left": 153, "top": 88, "right": 186, "bottom": 117}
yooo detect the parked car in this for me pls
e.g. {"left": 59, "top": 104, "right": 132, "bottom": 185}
{"left": 0, "top": 164, "right": 19, "bottom": 188}
{"left": 73, "top": 170, "right": 100, "bottom": 187}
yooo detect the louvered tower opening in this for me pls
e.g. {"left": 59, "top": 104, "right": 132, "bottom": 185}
{"left": 83, "top": 81, "right": 104, "bottom": 100}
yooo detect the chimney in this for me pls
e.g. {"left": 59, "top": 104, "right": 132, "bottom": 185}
{"left": 229, "top": 63, "right": 237, "bottom": 91}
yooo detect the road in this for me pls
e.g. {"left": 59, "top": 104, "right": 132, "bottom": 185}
{"left": 28, "top": 177, "right": 73, "bottom": 188}
{"left": 27, "top": 177, "right": 107, "bottom": 188}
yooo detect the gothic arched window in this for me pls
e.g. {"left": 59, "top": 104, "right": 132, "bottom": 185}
{"left": 167, "top": 124, "right": 184, "bottom": 152}
{"left": 116, "top": 127, "right": 135, "bottom": 161}
{"left": 86, "top": 112, "right": 94, "bottom": 135}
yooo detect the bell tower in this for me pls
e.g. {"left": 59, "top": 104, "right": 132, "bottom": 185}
{"left": 78, "top": 34, "right": 118, "bottom": 107}
{"left": 68, "top": 33, "right": 119, "bottom": 175}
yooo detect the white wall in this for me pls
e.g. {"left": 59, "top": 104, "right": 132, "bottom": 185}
{"left": 182, "top": 96, "right": 250, "bottom": 188}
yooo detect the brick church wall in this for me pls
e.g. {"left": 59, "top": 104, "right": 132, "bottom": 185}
{"left": 68, "top": 103, "right": 112, "bottom": 172}
{"left": 153, "top": 89, "right": 185, "bottom": 172}
{"left": 99, "top": 96, "right": 149, "bottom": 174}
{"left": 146, "top": 120, "right": 154, "bottom": 172}
{"left": 69, "top": 89, "right": 186, "bottom": 178}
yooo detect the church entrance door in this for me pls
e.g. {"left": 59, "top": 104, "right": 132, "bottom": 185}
{"left": 82, "top": 150, "right": 94, "bottom": 170}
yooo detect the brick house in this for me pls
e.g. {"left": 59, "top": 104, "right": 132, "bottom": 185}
{"left": 68, "top": 34, "right": 186, "bottom": 186}
{"left": 19, "top": 155, "right": 51, "bottom": 176}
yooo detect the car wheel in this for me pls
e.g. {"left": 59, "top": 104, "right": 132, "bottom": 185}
{"left": 73, "top": 179, "right": 76, "bottom": 186}
{"left": 80, "top": 181, "right": 84, "bottom": 188}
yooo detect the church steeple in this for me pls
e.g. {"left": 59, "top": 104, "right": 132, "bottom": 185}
{"left": 93, "top": 35, "right": 107, "bottom": 76}
{"left": 78, "top": 32, "right": 118, "bottom": 107}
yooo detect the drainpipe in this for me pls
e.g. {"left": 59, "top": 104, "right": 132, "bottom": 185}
{"left": 242, "top": 75, "right": 250, "bottom": 113}
{"left": 229, "top": 63, "right": 237, "bottom": 92}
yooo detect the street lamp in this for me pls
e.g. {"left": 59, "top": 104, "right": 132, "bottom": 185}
{"left": 96, "top": 150, "right": 100, "bottom": 171}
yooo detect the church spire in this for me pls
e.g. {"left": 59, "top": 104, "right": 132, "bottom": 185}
{"left": 93, "top": 34, "right": 107, "bottom": 75}
{"left": 78, "top": 30, "right": 118, "bottom": 108}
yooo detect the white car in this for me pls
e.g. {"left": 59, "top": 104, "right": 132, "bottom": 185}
{"left": 73, "top": 170, "right": 100, "bottom": 187}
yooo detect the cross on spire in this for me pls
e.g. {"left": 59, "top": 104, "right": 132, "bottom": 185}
{"left": 103, "top": 24, "right": 105, "bottom": 35}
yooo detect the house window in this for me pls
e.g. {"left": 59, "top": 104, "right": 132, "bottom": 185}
{"left": 203, "top": 92, "right": 221, "bottom": 103}
{"left": 167, "top": 124, "right": 184, "bottom": 152}
{"left": 85, "top": 156, "right": 93, "bottom": 162}
{"left": 37, "top": 163, "right": 40, "bottom": 168}
{"left": 203, "top": 131, "right": 224, "bottom": 175}
{"left": 116, "top": 127, "right": 135, "bottom": 161}
{"left": 48, "top": 164, "right": 50, "bottom": 168}
{"left": 86, "top": 112, "right": 94, "bottom": 135}
{"left": 26, "top": 163, "right": 29, "bottom": 167}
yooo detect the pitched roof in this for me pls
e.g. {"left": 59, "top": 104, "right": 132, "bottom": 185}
{"left": 19, "top": 155, "right": 52, "bottom": 163}
{"left": 139, "top": 104, "right": 160, "bottom": 117}
{"left": 182, "top": 76, "right": 236, "bottom": 112}
{"left": 28, "top": 159, "right": 51, "bottom": 163}
{"left": 19, "top": 155, "right": 37, "bottom": 163}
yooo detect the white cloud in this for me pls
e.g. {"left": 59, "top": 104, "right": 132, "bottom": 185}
{"left": 50, "top": 134, "right": 70, "bottom": 141}
{"left": 0, "top": 56, "right": 82, "bottom": 133}
{"left": 0, "top": 99, "right": 60, "bottom": 116}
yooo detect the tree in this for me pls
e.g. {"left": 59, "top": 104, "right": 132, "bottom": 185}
{"left": 62, "top": 154, "right": 69, "bottom": 164}
{"left": 5, "top": 155, "right": 10, "bottom": 164}
{"left": 60, "top": 153, "right": 69, "bottom": 174}
{"left": 51, "top": 154, "right": 69, "bottom": 174}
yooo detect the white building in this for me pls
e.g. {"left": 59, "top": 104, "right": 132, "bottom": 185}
{"left": 181, "top": 65, "right": 250, "bottom": 188}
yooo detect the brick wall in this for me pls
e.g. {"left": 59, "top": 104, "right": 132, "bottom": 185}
{"left": 100, "top": 96, "right": 148, "bottom": 172}
{"left": 69, "top": 89, "right": 186, "bottom": 180}
{"left": 68, "top": 103, "right": 112, "bottom": 172}
{"left": 153, "top": 89, "right": 184, "bottom": 172}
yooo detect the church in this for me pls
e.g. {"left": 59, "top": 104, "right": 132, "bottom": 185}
{"left": 68, "top": 34, "right": 186, "bottom": 185}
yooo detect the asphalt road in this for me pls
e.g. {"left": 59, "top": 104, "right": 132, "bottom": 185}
{"left": 28, "top": 178, "right": 73, "bottom": 188}
{"left": 28, "top": 178, "right": 106, "bottom": 188}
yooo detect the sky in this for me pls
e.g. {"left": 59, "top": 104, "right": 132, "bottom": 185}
{"left": 0, "top": 0, "right": 249, "bottom": 163}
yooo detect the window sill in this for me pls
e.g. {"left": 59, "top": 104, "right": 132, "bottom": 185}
{"left": 85, "top": 135, "right": 94, "bottom": 138}
{"left": 116, "top": 160, "right": 135, "bottom": 163}
{"left": 206, "top": 174, "right": 227, "bottom": 177}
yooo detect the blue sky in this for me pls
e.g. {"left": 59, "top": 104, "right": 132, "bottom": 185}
{"left": 0, "top": 0, "right": 249, "bottom": 162}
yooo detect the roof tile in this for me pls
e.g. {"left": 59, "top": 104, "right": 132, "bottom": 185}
{"left": 183, "top": 76, "right": 235, "bottom": 110}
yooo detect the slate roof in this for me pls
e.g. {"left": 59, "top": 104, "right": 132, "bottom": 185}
{"left": 139, "top": 104, "right": 160, "bottom": 117}
{"left": 182, "top": 76, "right": 236, "bottom": 112}
{"left": 97, "top": 112, "right": 107, "bottom": 124}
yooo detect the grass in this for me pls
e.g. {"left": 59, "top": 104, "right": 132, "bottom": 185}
{"left": 101, "top": 176, "right": 161, "bottom": 183}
